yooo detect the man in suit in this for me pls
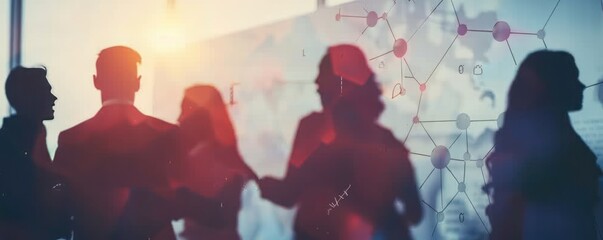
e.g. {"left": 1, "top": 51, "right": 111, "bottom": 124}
{"left": 0, "top": 66, "right": 69, "bottom": 239}
{"left": 53, "top": 46, "right": 221, "bottom": 240}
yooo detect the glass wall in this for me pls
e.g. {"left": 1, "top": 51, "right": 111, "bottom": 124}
{"left": 0, "top": 1, "right": 10, "bottom": 121}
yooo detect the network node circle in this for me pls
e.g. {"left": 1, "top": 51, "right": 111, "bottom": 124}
{"left": 335, "top": 13, "right": 341, "bottom": 21}
{"left": 537, "top": 29, "right": 546, "bottom": 40}
{"left": 419, "top": 83, "right": 426, "bottom": 92}
{"left": 457, "top": 24, "right": 468, "bottom": 36}
{"left": 437, "top": 212, "right": 445, "bottom": 222}
{"left": 456, "top": 113, "right": 471, "bottom": 130}
{"left": 458, "top": 182, "right": 466, "bottom": 192}
{"left": 431, "top": 145, "right": 451, "bottom": 169}
{"left": 476, "top": 159, "right": 484, "bottom": 168}
{"left": 497, "top": 112, "right": 504, "bottom": 128}
{"left": 463, "top": 152, "right": 471, "bottom": 161}
{"left": 393, "top": 39, "right": 408, "bottom": 58}
{"left": 413, "top": 116, "right": 419, "bottom": 124}
{"left": 492, "top": 21, "right": 511, "bottom": 42}
{"left": 381, "top": 12, "right": 388, "bottom": 20}
{"left": 367, "top": 11, "right": 379, "bottom": 27}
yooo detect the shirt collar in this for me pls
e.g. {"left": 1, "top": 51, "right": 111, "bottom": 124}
{"left": 102, "top": 99, "right": 134, "bottom": 107}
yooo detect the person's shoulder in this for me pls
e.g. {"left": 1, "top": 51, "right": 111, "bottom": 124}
{"left": 299, "top": 111, "right": 326, "bottom": 125}
{"left": 58, "top": 116, "right": 98, "bottom": 145}
{"left": 141, "top": 115, "right": 177, "bottom": 133}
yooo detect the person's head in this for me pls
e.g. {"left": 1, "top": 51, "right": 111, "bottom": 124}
{"left": 178, "top": 85, "right": 236, "bottom": 147}
{"left": 332, "top": 76, "right": 384, "bottom": 134}
{"left": 93, "top": 46, "right": 142, "bottom": 102}
{"left": 5, "top": 66, "right": 57, "bottom": 121}
{"left": 315, "top": 44, "right": 373, "bottom": 109}
{"left": 507, "top": 50, "right": 584, "bottom": 112}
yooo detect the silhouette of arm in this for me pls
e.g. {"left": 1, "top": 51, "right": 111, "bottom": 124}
{"left": 260, "top": 144, "right": 332, "bottom": 207}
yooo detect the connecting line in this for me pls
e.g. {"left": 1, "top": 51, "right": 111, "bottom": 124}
{"left": 411, "top": 152, "right": 432, "bottom": 158}
{"left": 356, "top": 26, "right": 370, "bottom": 42}
{"left": 403, "top": 58, "right": 421, "bottom": 85}
{"left": 369, "top": 50, "right": 394, "bottom": 61}
{"left": 431, "top": 221, "right": 439, "bottom": 238}
{"left": 404, "top": 123, "right": 415, "bottom": 143}
{"left": 385, "top": 19, "right": 397, "bottom": 40}
{"left": 416, "top": 92, "right": 423, "bottom": 117}
{"left": 542, "top": 0, "right": 561, "bottom": 30}
{"left": 422, "top": 199, "right": 438, "bottom": 212}
{"left": 419, "top": 168, "right": 436, "bottom": 190}
{"left": 419, "top": 122, "right": 438, "bottom": 147}
{"left": 467, "top": 29, "right": 492, "bottom": 33}
{"left": 339, "top": 14, "right": 367, "bottom": 19}
{"left": 449, "top": 132, "right": 463, "bottom": 149}
{"left": 440, "top": 170, "right": 444, "bottom": 209}
{"left": 446, "top": 167, "right": 460, "bottom": 184}
{"left": 542, "top": 38, "right": 548, "bottom": 49}
{"left": 481, "top": 167, "right": 491, "bottom": 204}
{"left": 465, "top": 129, "right": 469, "bottom": 155}
{"left": 425, "top": 34, "right": 459, "bottom": 85}
{"left": 465, "top": 192, "right": 489, "bottom": 233}
{"left": 510, "top": 31, "right": 538, "bottom": 36}
{"left": 506, "top": 39, "right": 517, "bottom": 65}
{"left": 409, "top": 0, "right": 445, "bottom": 42}
{"left": 420, "top": 120, "right": 456, "bottom": 123}
{"left": 443, "top": 191, "right": 460, "bottom": 212}
{"left": 450, "top": 0, "right": 460, "bottom": 25}
{"left": 464, "top": 129, "right": 469, "bottom": 180}
{"left": 400, "top": 59, "right": 404, "bottom": 86}
{"left": 586, "top": 80, "right": 603, "bottom": 89}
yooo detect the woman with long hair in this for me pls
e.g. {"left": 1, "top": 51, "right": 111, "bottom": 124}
{"left": 484, "top": 50, "right": 600, "bottom": 239}
{"left": 175, "top": 85, "right": 257, "bottom": 240}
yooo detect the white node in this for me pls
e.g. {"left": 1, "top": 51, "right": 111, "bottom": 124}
{"left": 458, "top": 182, "right": 466, "bottom": 192}
{"left": 437, "top": 212, "right": 445, "bottom": 222}
{"left": 456, "top": 113, "right": 471, "bottom": 130}
{"left": 463, "top": 152, "right": 471, "bottom": 161}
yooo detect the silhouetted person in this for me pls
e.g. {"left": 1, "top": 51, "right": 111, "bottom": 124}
{"left": 259, "top": 45, "right": 422, "bottom": 240}
{"left": 174, "top": 85, "right": 257, "bottom": 240}
{"left": 53, "top": 46, "right": 222, "bottom": 240}
{"left": 0, "top": 67, "right": 69, "bottom": 239}
{"left": 484, "top": 50, "right": 601, "bottom": 240}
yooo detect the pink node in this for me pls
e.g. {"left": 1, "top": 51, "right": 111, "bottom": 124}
{"left": 413, "top": 116, "right": 419, "bottom": 124}
{"left": 457, "top": 24, "right": 468, "bottom": 36}
{"left": 492, "top": 21, "right": 511, "bottom": 42}
{"left": 336, "top": 13, "right": 341, "bottom": 21}
{"left": 419, "top": 83, "right": 426, "bottom": 92}
{"left": 367, "top": 11, "right": 379, "bottom": 27}
{"left": 393, "top": 39, "right": 408, "bottom": 58}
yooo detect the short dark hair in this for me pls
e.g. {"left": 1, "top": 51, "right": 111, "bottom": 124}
{"left": 96, "top": 46, "right": 141, "bottom": 76}
{"left": 5, "top": 66, "right": 48, "bottom": 111}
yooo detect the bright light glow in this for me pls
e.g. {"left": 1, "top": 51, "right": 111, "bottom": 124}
{"left": 151, "top": 17, "right": 187, "bottom": 53}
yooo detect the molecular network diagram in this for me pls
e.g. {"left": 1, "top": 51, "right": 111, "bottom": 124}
{"left": 335, "top": 0, "right": 566, "bottom": 237}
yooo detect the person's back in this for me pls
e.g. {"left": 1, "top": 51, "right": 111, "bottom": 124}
{"left": 53, "top": 46, "right": 179, "bottom": 239}
{"left": 54, "top": 104, "right": 178, "bottom": 239}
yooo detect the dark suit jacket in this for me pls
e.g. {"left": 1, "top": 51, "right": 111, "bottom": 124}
{"left": 0, "top": 116, "right": 69, "bottom": 239}
{"left": 54, "top": 104, "right": 179, "bottom": 240}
